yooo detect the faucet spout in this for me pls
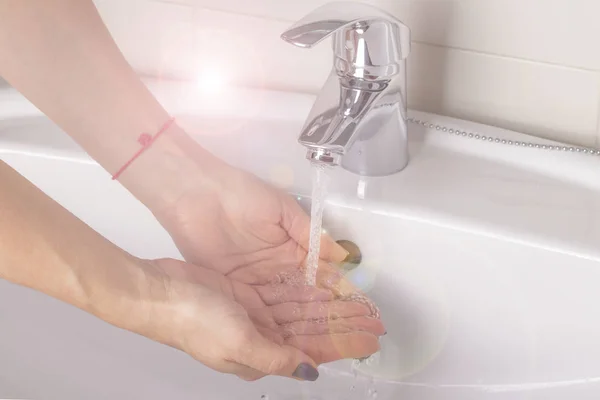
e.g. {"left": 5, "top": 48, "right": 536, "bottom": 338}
{"left": 281, "top": 2, "right": 412, "bottom": 176}
{"left": 300, "top": 75, "right": 383, "bottom": 162}
{"left": 299, "top": 69, "right": 409, "bottom": 175}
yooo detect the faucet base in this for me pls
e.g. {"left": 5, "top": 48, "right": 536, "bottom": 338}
{"left": 342, "top": 155, "right": 409, "bottom": 177}
{"left": 340, "top": 99, "right": 410, "bottom": 176}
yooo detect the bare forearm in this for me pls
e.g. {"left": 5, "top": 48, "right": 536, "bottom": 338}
{"left": 0, "top": 0, "right": 215, "bottom": 210}
{"left": 0, "top": 161, "right": 148, "bottom": 330}
{"left": 0, "top": 0, "right": 166, "bottom": 165}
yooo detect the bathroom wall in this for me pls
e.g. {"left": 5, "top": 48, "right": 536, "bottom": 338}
{"left": 93, "top": 0, "right": 600, "bottom": 148}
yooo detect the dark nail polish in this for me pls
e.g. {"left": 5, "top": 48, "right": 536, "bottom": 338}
{"left": 293, "top": 363, "right": 319, "bottom": 381}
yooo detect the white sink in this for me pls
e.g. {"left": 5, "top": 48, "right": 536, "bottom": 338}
{"left": 1, "top": 80, "right": 600, "bottom": 400}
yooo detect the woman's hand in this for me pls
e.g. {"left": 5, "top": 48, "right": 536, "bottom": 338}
{"left": 152, "top": 153, "right": 377, "bottom": 293}
{"left": 136, "top": 258, "right": 385, "bottom": 381}
{"left": 155, "top": 161, "right": 348, "bottom": 277}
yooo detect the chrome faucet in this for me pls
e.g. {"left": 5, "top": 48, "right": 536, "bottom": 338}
{"left": 281, "top": 2, "right": 411, "bottom": 176}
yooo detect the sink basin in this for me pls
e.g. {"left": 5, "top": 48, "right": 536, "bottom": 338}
{"left": 1, "top": 80, "right": 600, "bottom": 400}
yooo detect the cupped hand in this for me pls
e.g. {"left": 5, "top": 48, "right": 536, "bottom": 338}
{"left": 138, "top": 258, "right": 384, "bottom": 382}
{"left": 155, "top": 161, "right": 349, "bottom": 277}
{"left": 156, "top": 161, "right": 376, "bottom": 298}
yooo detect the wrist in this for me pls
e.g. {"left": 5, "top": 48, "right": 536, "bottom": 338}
{"left": 81, "top": 253, "right": 160, "bottom": 335}
{"left": 115, "top": 123, "right": 229, "bottom": 213}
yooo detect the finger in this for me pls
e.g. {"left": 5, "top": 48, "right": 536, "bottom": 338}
{"left": 249, "top": 309, "right": 279, "bottom": 331}
{"left": 228, "top": 261, "right": 300, "bottom": 286}
{"left": 285, "top": 332, "right": 381, "bottom": 365}
{"left": 256, "top": 284, "right": 334, "bottom": 306}
{"left": 256, "top": 325, "right": 285, "bottom": 346}
{"left": 234, "top": 329, "right": 320, "bottom": 381}
{"left": 224, "top": 361, "right": 266, "bottom": 382}
{"left": 282, "top": 316, "right": 386, "bottom": 337}
{"left": 319, "top": 233, "right": 350, "bottom": 263}
{"left": 268, "top": 300, "right": 372, "bottom": 324}
{"left": 281, "top": 195, "right": 349, "bottom": 263}
{"left": 316, "top": 262, "right": 359, "bottom": 298}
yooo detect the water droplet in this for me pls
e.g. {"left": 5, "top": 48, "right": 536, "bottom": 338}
{"left": 351, "top": 360, "right": 360, "bottom": 377}
{"left": 350, "top": 385, "right": 356, "bottom": 391}
{"left": 261, "top": 395, "right": 269, "bottom": 400}
{"left": 344, "top": 293, "right": 380, "bottom": 319}
{"left": 365, "top": 376, "right": 378, "bottom": 399}
{"left": 357, "top": 178, "right": 367, "bottom": 200}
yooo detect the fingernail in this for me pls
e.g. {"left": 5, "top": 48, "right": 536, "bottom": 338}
{"left": 293, "top": 363, "right": 319, "bottom": 381}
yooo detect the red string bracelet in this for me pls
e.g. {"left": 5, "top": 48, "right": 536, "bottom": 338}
{"left": 111, "top": 117, "right": 176, "bottom": 180}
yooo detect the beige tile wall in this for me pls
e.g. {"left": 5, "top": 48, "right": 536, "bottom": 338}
{"left": 94, "top": 0, "right": 600, "bottom": 147}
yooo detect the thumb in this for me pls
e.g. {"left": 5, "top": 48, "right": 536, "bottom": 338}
{"left": 283, "top": 195, "right": 349, "bottom": 263}
{"left": 319, "top": 232, "right": 350, "bottom": 264}
{"left": 236, "top": 329, "right": 320, "bottom": 381}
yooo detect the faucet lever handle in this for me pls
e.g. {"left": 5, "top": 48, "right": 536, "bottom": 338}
{"left": 281, "top": 2, "right": 411, "bottom": 63}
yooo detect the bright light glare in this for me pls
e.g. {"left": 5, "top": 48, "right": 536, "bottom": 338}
{"left": 357, "top": 178, "right": 367, "bottom": 200}
{"left": 196, "top": 65, "right": 230, "bottom": 94}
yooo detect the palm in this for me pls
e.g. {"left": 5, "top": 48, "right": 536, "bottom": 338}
{"left": 160, "top": 167, "right": 343, "bottom": 278}
{"left": 155, "top": 259, "right": 383, "bottom": 366}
